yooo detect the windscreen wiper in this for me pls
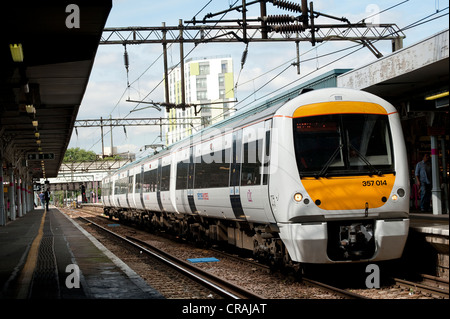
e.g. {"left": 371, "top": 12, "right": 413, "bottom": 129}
{"left": 317, "top": 144, "right": 343, "bottom": 178}
{"left": 349, "top": 145, "right": 382, "bottom": 176}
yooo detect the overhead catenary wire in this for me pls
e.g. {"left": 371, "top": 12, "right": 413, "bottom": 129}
{"left": 83, "top": 1, "right": 448, "bottom": 155}
{"left": 210, "top": 1, "right": 447, "bottom": 123}
{"left": 85, "top": 0, "right": 222, "bottom": 153}
{"left": 128, "top": 0, "right": 239, "bottom": 114}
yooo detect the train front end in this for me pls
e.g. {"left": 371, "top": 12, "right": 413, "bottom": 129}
{"left": 273, "top": 89, "right": 410, "bottom": 263}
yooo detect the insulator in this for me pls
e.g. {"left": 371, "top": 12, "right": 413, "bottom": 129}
{"left": 123, "top": 45, "right": 129, "bottom": 70}
{"left": 123, "top": 51, "right": 129, "bottom": 70}
{"left": 273, "top": 24, "right": 305, "bottom": 34}
{"left": 263, "top": 15, "right": 296, "bottom": 24}
{"left": 270, "top": 0, "right": 302, "bottom": 13}
{"left": 241, "top": 46, "right": 248, "bottom": 68}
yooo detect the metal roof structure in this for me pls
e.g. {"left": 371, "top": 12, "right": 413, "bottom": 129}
{"left": 0, "top": 0, "right": 112, "bottom": 179}
{"left": 337, "top": 29, "right": 449, "bottom": 110}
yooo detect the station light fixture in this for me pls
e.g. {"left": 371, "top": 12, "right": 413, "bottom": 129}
{"left": 25, "top": 104, "right": 35, "bottom": 113}
{"left": 425, "top": 91, "right": 449, "bottom": 100}
{"left": 10, "top": 43, "right": 24, "bottom": 62}
{"left": 35, "top": 132, "right": 40, "bottom": 138}
{"left": 36, "top": 139, "right": 41, "bottom": 145}
{"left": 32, "top": 120, "right": 38, "bottom": 127}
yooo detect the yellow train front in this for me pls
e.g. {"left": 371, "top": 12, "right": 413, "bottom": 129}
{"left": 272, "top": 88, "right": 410, "bottom": 263}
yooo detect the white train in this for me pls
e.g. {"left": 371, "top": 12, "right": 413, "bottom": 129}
{"left": 102, "top": 88, "right": 410, "bottom": 265}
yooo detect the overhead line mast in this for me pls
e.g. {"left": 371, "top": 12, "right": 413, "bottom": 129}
{"left": 99, "top": 0, "right": 405, "bottom": 111}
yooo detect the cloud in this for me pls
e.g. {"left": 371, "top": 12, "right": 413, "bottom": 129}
{"left": 79, "top": 81, "right": 128, "bottom": 118}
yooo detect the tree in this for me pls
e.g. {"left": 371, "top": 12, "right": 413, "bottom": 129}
{"left": 63, "top": 147, "right": 97, "bottom": 162}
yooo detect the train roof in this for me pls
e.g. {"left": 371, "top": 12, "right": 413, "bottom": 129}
{"left": 108, "top": 85, "right": 391, "bottom": 177}
{"left": 108, "top": 97, "right": 289, "bottom": 177}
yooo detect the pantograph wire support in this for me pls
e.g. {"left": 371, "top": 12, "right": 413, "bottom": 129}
{"left": 123, "top": 44, "right": 130, "bottom": 98}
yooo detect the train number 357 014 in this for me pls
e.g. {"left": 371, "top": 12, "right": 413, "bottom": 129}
{"left": 362, "top": 180, "right": 387, "bottom": 187}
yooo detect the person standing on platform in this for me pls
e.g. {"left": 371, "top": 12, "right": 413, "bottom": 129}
{"left": 39, "top": 191, "right": 45, "bottom": 208}
{"left": 415, "top": 153, "right": 432, "bottom": 212}
{"left": 44, "top": 189, "right": 51, "bottom": 211}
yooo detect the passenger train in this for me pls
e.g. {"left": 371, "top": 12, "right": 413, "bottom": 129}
{"left": 102, "top": 88, "right": 410, "bottom": 266}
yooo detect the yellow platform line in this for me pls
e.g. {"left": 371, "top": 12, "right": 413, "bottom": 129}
{"left": 16, "top": 208, "right": 47, "bottom": 299}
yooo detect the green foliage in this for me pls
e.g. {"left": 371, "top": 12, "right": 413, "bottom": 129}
{"left": 63, "top": 147, "right": 97, "bottom": 162}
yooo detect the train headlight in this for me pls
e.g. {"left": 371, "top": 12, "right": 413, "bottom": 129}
{"left": 397, "top": 188, "right": 406, "bottom": 197}
{"left": 294, "top": 193, "right": 303, "bottom": 202}
{"left": 392, "top": 194, "right": 398, "bottom": 201}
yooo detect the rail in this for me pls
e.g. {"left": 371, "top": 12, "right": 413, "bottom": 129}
{"left": 78, "top": 216, "right": 262, "bottom": 299}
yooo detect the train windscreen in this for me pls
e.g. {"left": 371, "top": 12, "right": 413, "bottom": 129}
{"left": 293, "top": 114, "right": 394, "bottom": 177}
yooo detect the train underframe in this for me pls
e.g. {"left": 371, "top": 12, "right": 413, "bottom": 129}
{"left": 103, "top": 206, "right": 391, "bottom": 269}
{"left": 103, "top": 206, "right": 298, "bottom": 269}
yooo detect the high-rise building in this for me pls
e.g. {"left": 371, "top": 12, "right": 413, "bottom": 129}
{"left": 165, "top": 56, "right": 235, "bottom": 145}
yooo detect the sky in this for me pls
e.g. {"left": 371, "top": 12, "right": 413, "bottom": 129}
{"left": 68, "top": 0, "right": 449, "bottom": 159}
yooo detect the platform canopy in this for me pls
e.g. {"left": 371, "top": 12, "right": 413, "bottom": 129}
{"left": 0, "top": 0, "right": 112, "bottom": 178}
{"left": 337, "top": 29, "right": 449, "bottom": 110}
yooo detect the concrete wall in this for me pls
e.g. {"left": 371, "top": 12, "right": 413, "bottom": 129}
{"left": 337, "top": 29, "right": 449, "bottom": 90}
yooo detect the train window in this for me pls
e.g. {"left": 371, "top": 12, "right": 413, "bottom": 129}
{"left": 194, "top": 149, "right": 230, "bottom": 189}
{"left": 142, "top": 171, "right": 150, "bottom": 192}
{"left": 103, "top": 182, "right": 109, "bottom": 197}
{"left": 113, "top": 182, "right": 117, "bottom": 195}
{"left": 143, "top": 169, "right": 157, "bottom": 192}
{"left": 294, "top": 115, "right": 343, "bottom": 173}
{"left": 241, "top": 140, "right": 262, "bottom": 186}
{"left": 135, "top": 172, "right": 142, "bottom": 193}
{"left": 161, "top": 165, "right": 170, "bottom": 191}
{"left": 117, "top": 176, "right": 128, "bottom": 194}
{"left": 344, "top": 114, "right": 393, "bottom": 168}
{"left": 128, "top": 173, "right": 133, "bottom": 194}
{"left": 293, "top": 114, "right": 394, "bottom": 177}
{"left": 176, "top": 161, "right": 189, "bottom": 190}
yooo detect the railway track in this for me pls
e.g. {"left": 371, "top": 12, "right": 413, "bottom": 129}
{"left": 69, "top": 206, "right": 446, "bottom": 300}
{"left": 301, "top": 277, "right": 369, "bottom": 299}
{"left": 393, "top": 276, "right": 449, "bottom": 299}
{"left": 209, "top": 246, "right": 368, "bottom": 299}
{"left": 70, "top": 207, "right": 370, "bottom": 299}
{"left": 77, "top": 215, "right": 263, "bottom": 299}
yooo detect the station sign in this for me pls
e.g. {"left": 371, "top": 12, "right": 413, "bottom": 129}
{"left": 27, "top": 153, "right": 55, "bottom": 161}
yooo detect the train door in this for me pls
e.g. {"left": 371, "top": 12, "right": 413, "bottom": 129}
{"left": 142, "top": 160, "right": 158, "bottom": 211}
{"left": 240, "top": 121, "right": 275, "bottom": 223}
{"left": 160, "top": 156, "right": 174, "bottom": 212}
{"left": 103, "top": 177, "right": 110, "bottom": 206}
{"left": 111, "top": 174, "right": 117, "bottom": 207}
{"left": 187, "top": 146, "right": 197, "bottom": 214}
{"left": 262, "top": 119, "right": 276, "bottom": 223}
{"left": 130, "top": 166, "right": 141, "bottom": 209}
{"left": 230, "top": 129, "right": 246, "bottom": 220}
{"left": 174, "top": 147, "right": 190, "bottom": 214}
{"left": 156, "top": 158, "right": 164, "bottom": 211}
{"left": 138, "top": 164, "right": 145, "bottom": 209}
{"left": 126, "top": 170, "right": 131, "bottom": 208}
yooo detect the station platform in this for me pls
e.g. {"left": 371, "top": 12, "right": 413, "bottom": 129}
{"left": 0, "top": 207, "right": 164, "bottom": 299}
{"left": 406, "top": 213, "right": 449, "bottom": 279}
{"left": 410, "top": 212, "right": 449, "bottom": 236}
